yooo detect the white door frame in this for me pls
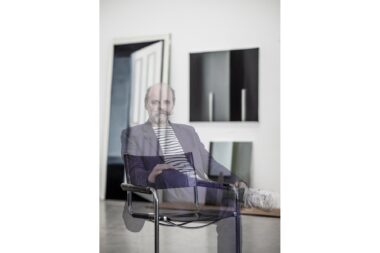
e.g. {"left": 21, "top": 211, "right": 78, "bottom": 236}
{"left": 100, "top": 34, "right": 171, "bottom": 200}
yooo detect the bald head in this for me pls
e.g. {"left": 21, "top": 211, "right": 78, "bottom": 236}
{"left": 144, "top": 83, "right": 175, "bottom": 126}
{"left": 144, "top": 83, "right": 175, "bottom": 106}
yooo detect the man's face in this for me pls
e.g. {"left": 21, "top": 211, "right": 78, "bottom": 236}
{"left": 145, "top": 86, "right": 174, "bottom": 126}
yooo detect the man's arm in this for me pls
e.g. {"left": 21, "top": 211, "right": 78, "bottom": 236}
{"left": 121, "top": 128, "right": 152, "bottom": 187}
{"left": 121, "top": 128, "right": 175, "bottom": 188}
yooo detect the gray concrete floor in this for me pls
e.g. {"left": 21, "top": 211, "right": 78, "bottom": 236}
{"left": 100, "top": 200, "right": 280, "bottom": 253}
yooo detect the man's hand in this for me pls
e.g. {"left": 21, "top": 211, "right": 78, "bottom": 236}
{"left": 148, "top": 164, "right": 174, "bottom": 183}
{"left": 233, "top": 181, "right": 248, "bottom": 205}
{"left": 234, "top": 180, "right": 248, "bottom": 189}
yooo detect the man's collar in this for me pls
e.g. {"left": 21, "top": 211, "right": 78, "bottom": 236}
{"left": 144, "top": 120, "right": 172, "bottom": 128}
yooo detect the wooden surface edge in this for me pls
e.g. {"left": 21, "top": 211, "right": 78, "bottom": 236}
{"left": 149, "top": 202, "right": 281, "bottom": 218}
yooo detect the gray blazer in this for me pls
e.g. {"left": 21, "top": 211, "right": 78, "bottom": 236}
{"left": 120, "top": 122, "right": 238, "bottom": 231}
{"left": 121, "top": 121, "right": 237, "bottom": 184}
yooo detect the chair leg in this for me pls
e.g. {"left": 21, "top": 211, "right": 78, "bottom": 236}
{"left": 152, "top": 189, "right": 159, "bottom": 253}
{"left": 235, "top": 214, "right": 241, "bottom": 253}
{"left": 154, "top": 216, "right": 159, "bottom": 253}
{"left": 233, "top": 186, "right": 241, "bottom": 253}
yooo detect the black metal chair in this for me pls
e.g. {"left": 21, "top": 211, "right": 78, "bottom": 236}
{"left": 121, "top": 152, "right": 241, "bottom": 253}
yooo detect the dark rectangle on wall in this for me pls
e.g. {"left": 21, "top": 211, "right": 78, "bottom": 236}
{"left": 190, "top": 48, "right": 259, "bottom": 122}
{"left": 209, "top": 141, "right": 252, "bottom": 185}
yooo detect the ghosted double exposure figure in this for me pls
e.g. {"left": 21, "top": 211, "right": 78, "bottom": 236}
{"left": 121, "top": 83, "right": 246, "bottom": 253}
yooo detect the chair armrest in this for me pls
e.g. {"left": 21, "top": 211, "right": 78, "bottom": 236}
{"left": 197, "top": 180, "right": 242, "bottom": 203}
{"left": 196, "top": 180, "right": 235, "bottom": 190}
{"left": 120, "top": 183, "right": 153, "bottom": 194}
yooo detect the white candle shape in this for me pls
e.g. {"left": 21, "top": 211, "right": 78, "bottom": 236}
{"left": 209, "top": 92, "right": 214, "bottom": 121}
{"left": 241, "top": 89, "right": 246, "bottom": 121}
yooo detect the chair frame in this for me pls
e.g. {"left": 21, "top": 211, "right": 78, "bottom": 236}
{"left": 121, "top": 154, "right": 241, "bottom": 253}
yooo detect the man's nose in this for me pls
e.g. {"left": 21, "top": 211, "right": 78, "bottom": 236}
{"left": 159, "top": 101, "right": 167, "bottom": 111}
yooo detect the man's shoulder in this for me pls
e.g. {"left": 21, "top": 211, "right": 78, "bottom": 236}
{"left": 121, "top": 124, "right": 146, "bottom": 137}
{"left": 170, "top": 123, "right": 196, "bottom": 135}
{"left": 170, "top": 122, "right": 195, "bottom": 132}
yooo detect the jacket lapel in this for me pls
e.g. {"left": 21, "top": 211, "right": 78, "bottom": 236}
{"left": 170, "top": 123, "right": 192, "bottom": 153}
{"left": 142, "top": 122, "right": 163, "bottom": 156}
{"left": 171, "top": 123, "right": 208, "bottom": 180}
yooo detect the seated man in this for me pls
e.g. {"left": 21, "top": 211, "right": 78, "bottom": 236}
{"left": 121, "top": 83, "right": 272, "bottom": 253}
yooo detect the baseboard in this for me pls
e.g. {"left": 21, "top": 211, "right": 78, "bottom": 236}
{"left": 241, "top": 207, "right": 280, "bottom": 218}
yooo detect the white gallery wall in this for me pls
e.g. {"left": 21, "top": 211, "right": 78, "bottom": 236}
{"left": 100, "top": 0, "right": 280, "bottom": 202}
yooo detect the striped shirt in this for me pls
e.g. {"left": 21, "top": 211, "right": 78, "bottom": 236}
{"left": 152, "top": 125, "right": 198, "bottom": 178}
